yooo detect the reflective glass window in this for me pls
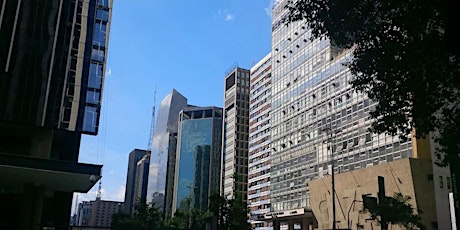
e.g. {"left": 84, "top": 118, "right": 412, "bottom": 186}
{"left": 91, "top": 48, "right": 104, "bottom": 62}
{"left": 93, "top": 22, "right": 107, "bottom": 47}
{"left": 89, "top": 63, "right": 103, "bottom": 89}
{"left": 98, "top": 0, "right": 109, "bottom": 7}
{"left": 83, "top": 106, "right": 98, "bottom": 133}
{"left": 87, "top": 90, "right": 100, "bottom": 104}
{"left": 96, "top": 9, "right": 109, "bottom": 21}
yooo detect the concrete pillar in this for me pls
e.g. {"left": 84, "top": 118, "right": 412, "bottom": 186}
{"left": 288, "top": 219, "right": 295, "bottom": 230}
{"left": 54, "top": 191, "right": 73, "bottom": 230}
{"left": 302, "top": 216, "right": 309, "bottom": 230}
{"left": 273, "top": 219, "right": 280, "bottom": 230}
{"left": 20, "top": 185, "right": 44, "bottom": 230}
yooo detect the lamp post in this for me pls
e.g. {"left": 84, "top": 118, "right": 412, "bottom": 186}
{"left": 322, "top": 127, "right": 340, "bottom": 230}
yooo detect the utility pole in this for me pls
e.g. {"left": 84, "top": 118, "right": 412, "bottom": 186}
{"left": 378, "top": 176, "right": 387, "bottom": 230}
{"left": 323, "top": 127, "right": 340, "bottom": 230}
{"left": 330, "top": 130, "right": 337, "bottom": 230}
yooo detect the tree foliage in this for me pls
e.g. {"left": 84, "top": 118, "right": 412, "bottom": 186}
{"left": 284, "top": 0, "right": 459, "bottom": 225}
{"left": 112, "top": 201, "right": 165, "bottom": 230}
{"left": 361, "top": 192, "right": 424, "bottom": 229}
{"left": 112, "top": 194, "right": 250, "bottom": 230}
{"left": 208, "top": 193, "right": 252, "bottom": 230}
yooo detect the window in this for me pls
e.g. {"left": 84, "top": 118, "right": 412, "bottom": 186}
{"left": 427, "top": 174, "right": 433, "bottom": 181}
{"left": 98, "top": 0, "right": 109, "bottom": 7}
{"left": 91, "top": 48, "right": 105, "bottom": 62}
{"left": 89, "top": 63, "right": 103, "bottom": 89}
{"left": 96, "top": 9, "right": 109, "bottom": 21}
{"left": 86, "top": 90, "right": 100, "bottom": 104}
{"left": 439, "top": 176, "right": 444, "bottom": 188}
{"left": 83, "top": 106, "right": 99, "bottom": 133}
{"left": 93, "top": 22, "right": 107, "bottom": 47}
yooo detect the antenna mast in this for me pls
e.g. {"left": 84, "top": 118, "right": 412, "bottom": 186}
{"left": 96, "top": 176, "right": 102, "bottom": 200}
{"left": 147, "top": 86, "right": 157, "bottom": 151}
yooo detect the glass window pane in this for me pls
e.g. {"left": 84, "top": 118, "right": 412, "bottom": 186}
{"left": 83, "top": 106, "right": 98, "bottom": 133}
{"left": 91, "top": 48, "right": 104, "bottom": 62}
{"left": 87, "top": 91, "right": 100, "bottom": 104}
{"left": 96, "top": 9, "right": 109, "bottom": 21}
{"left": 89, "top": 63, "right": 102, "bottom": 89}
{"left": 98, "top": 0, "right": 109, "bottom": 7}
{"left": 93, "top": 22, "right": 106, "bottom": 47}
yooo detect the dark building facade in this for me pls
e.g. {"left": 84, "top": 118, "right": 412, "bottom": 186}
{"left": 133, "top": 152, "right": 150, "bottom": 212}
{"left": 123, "top": 149, "right": 149, "bottom": 216}
{"left": 0, "top": 0, "right": 112, "bottom": 229}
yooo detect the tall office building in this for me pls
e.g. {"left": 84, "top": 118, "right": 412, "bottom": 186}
{"left": 133, "top": 152, "right": 150, "bottom": 211}
{"left": 123, "top": 149, "right": 149, "bottom": 215}
{"left": 87, "top": 199, "right": 123, "bottom": 227}
{"left": 172, "top": 106, "right": 223, "bottom": 214}
{"left": 269, "top": 1, "right": 449, "bottom": 229}
{"left": 222, "top": 67, "right": 250, "bottom": 200}
{"left": 75, "top": 201, "right": 92, "bottom": 226}
{"left": 0, "top": 0, "right": 112, "bottom": 228}
{"left": 147, "top": 89, "right": 189, "bottom": 216}
{"left": 248, "top": 53, "right": 272, "bottom": 229}
{"left": 74, "top": 199, "right": 123, "bottom": 227}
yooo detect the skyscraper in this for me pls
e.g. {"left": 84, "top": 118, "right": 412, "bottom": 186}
{"left": 222, "top": 66, "right": 250, "bottom": 200}
{"left": 0, "top": 0, "right": 112, "bottom": 228}
{"left": 123, "top": 149, "right": 149, "bottom": 216}
{"left": 248, "top": 53, "right": 272, "bottom": 229}
{"left": 268, "top": 0, "right": 449, "bottom": 228}
{"left": 133, "top": 152, "right": 150, "bottom": 211}
{"left": 147, "top": 89, "right": 189, "bottom": 216}
{"left": 172, "top": 106, "right": 223, "bottom": 215}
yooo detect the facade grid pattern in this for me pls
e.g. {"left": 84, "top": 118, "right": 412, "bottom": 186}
{"left": 269, "top": 0, "right": 413, "bottom": 213}
{"left": 248, "top": 53, "right": 273, "bottom": 230}
{"left": 222, "top": 68, "right": 251, "bottom": 200}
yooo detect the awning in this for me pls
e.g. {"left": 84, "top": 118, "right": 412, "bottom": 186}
{"left": 0, "top": 154, "right": 102, "bottom": 192}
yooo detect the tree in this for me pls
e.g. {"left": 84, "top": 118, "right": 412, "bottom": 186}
{"left": 361, "top": 192, "right": 424, "bottom": 229}
{"left": 208, "top": 192, "right": 251, "bottom": 230}
{"left": 284, "top": 0, "right": 460, "bottom": 226}
{"left": 167, "top": 208, "right": 211, "bottom": 230}
{"left": 111, "top": 201, "right": 165, "bottom": 230}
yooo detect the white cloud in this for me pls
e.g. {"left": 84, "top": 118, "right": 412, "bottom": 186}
{"left": 225, "top": 14, "right": 235, "bottom": 21}
{"left": 105, "top": 66, "right": 112, "bottom": 77}
{"left": 216, "top": 8, "right": 235, "bottom": 21}
{"left": 114, "top": 185, "right": 126, "bottom": 201}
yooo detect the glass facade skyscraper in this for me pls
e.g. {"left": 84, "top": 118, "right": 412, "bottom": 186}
{"left": 173, "top": 107, "right": 223, "bottom": 213}
{"left": 147, "top": 89, "right": 188, "bottom": 213}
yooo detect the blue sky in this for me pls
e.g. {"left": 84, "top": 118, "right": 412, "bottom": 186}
{"left": 74, "top": 0, "right": 273, "bottom": 208}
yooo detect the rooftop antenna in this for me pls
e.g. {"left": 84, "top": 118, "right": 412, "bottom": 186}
{"left": 96, "top": 174, "right": 102, "bottom": 200}
{"left": 147, "top": 86, "right": 157, "bottom": 151}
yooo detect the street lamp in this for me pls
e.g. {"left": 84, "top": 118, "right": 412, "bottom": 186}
{"left": 322, "top": 127, "right": 341, "bottom": 230}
